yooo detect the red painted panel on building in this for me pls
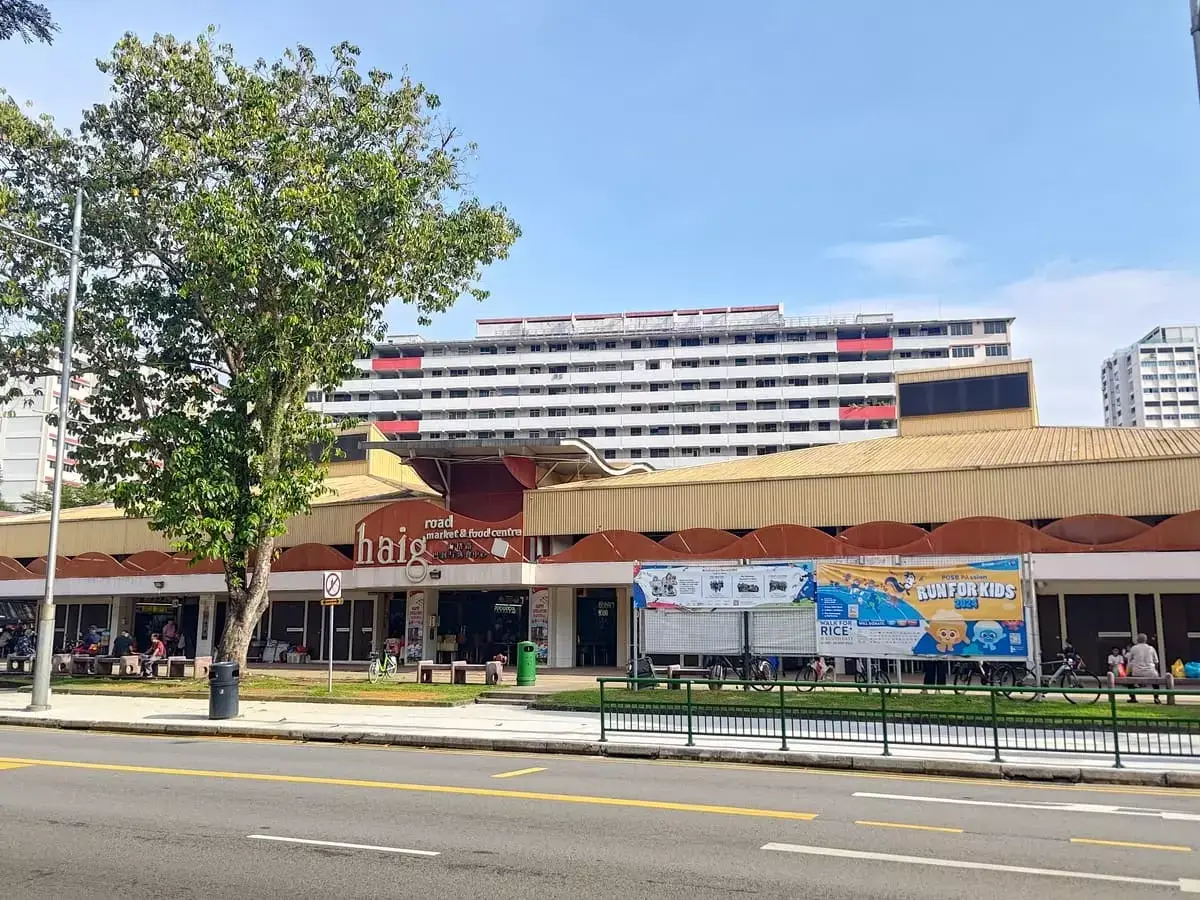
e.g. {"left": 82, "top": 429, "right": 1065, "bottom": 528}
{"left": 839, "top": 404, "right": 897, "bottom": 421}
{"left": 375, "top": 420, "right": 419, "bottom": 434}
{"left": 836, "top": 337, "right": 893, "bottom": 352}
{"left": 371, "top": 356, "right": 421, "bottom": 372}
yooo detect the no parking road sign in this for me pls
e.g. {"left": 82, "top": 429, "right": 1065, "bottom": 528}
{"left": 321, "top": 571, "right": 344, "bottom": 605}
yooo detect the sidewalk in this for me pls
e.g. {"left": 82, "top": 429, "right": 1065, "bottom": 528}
{"left": 2, "top": 689, "right": 1198, "bottom": 788}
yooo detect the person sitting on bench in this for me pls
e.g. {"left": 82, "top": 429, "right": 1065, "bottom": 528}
{"left": 140, "top": 633, "right": 166, "bottom": 678}
{"left": 112, "top": 630, "right": 135, "bottom": 658}
{"left": 1126, "top": 633, "right": 1161, "bottom": 704}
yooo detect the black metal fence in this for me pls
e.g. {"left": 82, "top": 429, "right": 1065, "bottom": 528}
{"left": 596, "top": 677, "right": 1200, "bottom": 768}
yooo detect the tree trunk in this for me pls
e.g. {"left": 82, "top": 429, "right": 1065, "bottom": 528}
{"left": 217, "top": 536, "right": 276, "bottom": 668}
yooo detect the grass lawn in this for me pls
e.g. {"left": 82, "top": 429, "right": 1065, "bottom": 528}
{"left": 533, "top": 686, "right": 1200, "bottom": 721}
{"left": 0, "top": 674, "right": 497, "bottom": 705}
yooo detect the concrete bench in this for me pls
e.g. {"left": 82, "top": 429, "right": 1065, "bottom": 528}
{"left": 118, "top": 655, "right": 140, "bottom": 676}
{"left": 666, "top": 665, "right": 714, "bottom": 689}
{"left": 71, "top": 655, "right": 99, "bottom": 676}
{"left": 1107, "top": 673, "right": 1177, "bottom": 704}
{"left": 5, "top": 655, "right": 33, "bottom": 674}
{"left": 417, "top": 660, "right": 454, "bottom": 684}
{"left": 92, "top": 656, "right": 121, "bottom": 677}
{"left": 451, "top": 660, "right": 503, "bottom": 685}
{"left": 52, "top": 653, "right": 73, "bottom": 674}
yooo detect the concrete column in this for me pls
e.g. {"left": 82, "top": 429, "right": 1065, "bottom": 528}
{"left": 616, "top": 587, "right": 630, "bottom": 669}
{"left": 105, "top": 597, "right": 119, "bottom": 647}
{"left": 1154, "top": 593, "right": 1166, "bottom": 666}
{"left": 194, "top": 593, "right": 216, "bottom": 658}
{"left": 1058, "top": 595, "right": 1068, "bottom": 647}
{"left": 550, "top": 587, "right": 575, "bottom": 668}
{"left": 1128, "top": 592, "right": 1138, "bottom": 641}
{"left": 423, "top": 589, "right": 439, "bottom": 661}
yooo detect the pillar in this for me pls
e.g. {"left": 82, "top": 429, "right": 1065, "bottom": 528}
{"left": 194, "top": 593, "right": 216, "bottom": 658}
{"left": 1154, "top": 593, "right": 1166, "bottom": 666}
{"left": 1058, "top": 595, "right": 1068, "bottom": 647}
{"left": 616, "top": 586, "right": 630, "bottom": 669}
{"left": 549, "top": 587, "right": 574, "bottom": 668}
{"left": 1128, "top": 592, "right": 1138, "bottom": 641}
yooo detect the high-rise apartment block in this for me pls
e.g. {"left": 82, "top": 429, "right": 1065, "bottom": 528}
{"left": 1102, "top": 326, "right": 1200, "bottom": 429}
{"left": 0, "top": 370, "right": 89, "bottom": 506}
{"left": 308, "top": 305, "right": 1014, "bottom": 468}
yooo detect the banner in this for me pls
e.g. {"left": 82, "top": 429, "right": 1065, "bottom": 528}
{"left": 404, "top": 590, "right": 426, "bottom": 663}
{"left": 815, "top": 558, "right": 1027, "bottom": 659}
{"left": 530, "top": 587, "right": 550, "bottom": 664}
{"left": 633, "top": 563, "right": 816, "bottom": 610}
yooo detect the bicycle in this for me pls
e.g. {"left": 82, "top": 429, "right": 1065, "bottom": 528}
{"left": 794, "top": 656, "right": 836, "bottom": 692}
{"left": 854, "top": 658, "right": 897, "bottom": 694}
{"left": 1014, "top": 656, "right": 1101, "bottom": 704}
{"left": 366, "top": 644, "right": 400, "bottom": 683}
{"left": 709, "top": 654, "right": 777, "bottom": 691}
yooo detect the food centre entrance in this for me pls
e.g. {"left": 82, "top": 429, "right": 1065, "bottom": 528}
{"left": 431, "top": 590, "right": 529, "bottom": 663}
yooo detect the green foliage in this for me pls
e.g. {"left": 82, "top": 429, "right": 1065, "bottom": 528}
{"left": 0, "top": 1, "right": 57, "bottom": 44}
{"left": 19, "top": 481, "right": 110, "bottom": 512}
{"left": 0, "top": 30, "right": 518, "bottom": 660}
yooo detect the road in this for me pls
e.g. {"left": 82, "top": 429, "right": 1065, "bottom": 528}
{"left": 0, "top": 727, "right": 1196, "bottom": 899}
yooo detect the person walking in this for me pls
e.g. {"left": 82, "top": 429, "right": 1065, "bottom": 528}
{"left": 1125, "top": 633, "right": 1160, "bottom": 703}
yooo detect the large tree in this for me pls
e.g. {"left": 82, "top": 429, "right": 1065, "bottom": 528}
{"left": 0, "top": 31, "right": 518, "bottom": 664}
{"left": 0, "top": 1, "right": 57, "bottom": 44}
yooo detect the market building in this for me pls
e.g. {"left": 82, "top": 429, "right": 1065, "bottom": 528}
{"left": 1, "top": 360, "right": 1199, "bottom": 673}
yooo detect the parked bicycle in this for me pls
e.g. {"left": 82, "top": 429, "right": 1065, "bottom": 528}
{"left": 366, "top": 643, "right": 401, "bottom": 683}
{"left": 854, "top": 658, "right": 897, "bottom": 694}
{"left": 1023, "top": 655, "right": 1102, "bottom": 704}
{"left": 794, "top": 656, "right": 836, "bottom": 692}
{"left": 709, "top": 654, "right": 777, "bottom": 691}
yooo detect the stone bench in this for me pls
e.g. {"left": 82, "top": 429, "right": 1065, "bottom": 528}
{"left": 1107, "top": 673, "right": 1178, "bottom": 704}
{"left": 665, "top": 665, "right": 714, "bottom": 689}
{"left": 417, "top": 660, "right": 454, "bottom": 684}
{"left": 5, "top": 655, "right": 33, "bottom": 674}
{"left": 451, "top": 660, "right": 503, "bottom": 685}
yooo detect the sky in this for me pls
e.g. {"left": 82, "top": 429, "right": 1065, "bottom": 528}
{"left": 2, "top": 1, "right": 1198, "bottom": 425}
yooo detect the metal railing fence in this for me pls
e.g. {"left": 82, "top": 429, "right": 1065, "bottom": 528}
{"left": 596, "top": 677, "right": 1200, "bottom": 768}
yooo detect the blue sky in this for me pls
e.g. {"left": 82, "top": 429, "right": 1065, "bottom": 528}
{"left": 2, "top": 1, "right": 1199, "bottom": 424}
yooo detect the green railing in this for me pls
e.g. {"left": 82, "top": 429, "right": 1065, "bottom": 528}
{"left": 596, "top": 677, "right": 1200, "bottom": 768}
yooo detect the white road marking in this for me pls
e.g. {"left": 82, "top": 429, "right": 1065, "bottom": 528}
{"left": 247, "top": 835, "right": 439, "bottom": 857}
{"left": 852, "top": 791, "right": 1200, "bottom": 822}
{"left": 761, "top": 843, "right": 1187, "bottom": 891}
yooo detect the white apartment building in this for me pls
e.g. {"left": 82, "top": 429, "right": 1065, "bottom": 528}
{"left": 0, "top": 372, "right": 87, "bottom": 506}
{"left": 1102, "top": 325, "right": 1200, "bottom": 429}
{"left": 309, "top": 305, "right": 1015, "bottom": 468}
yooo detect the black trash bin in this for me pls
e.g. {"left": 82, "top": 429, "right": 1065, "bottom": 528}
{"left": 208, "top": 660, "right": 240, "bottom": 720}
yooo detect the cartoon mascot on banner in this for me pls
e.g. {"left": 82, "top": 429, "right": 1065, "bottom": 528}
{"left": 926, "top": 609, "right": 970, "bottom": 654}
{"left": 884, "top": 571, "right": 917, "bottom": 596}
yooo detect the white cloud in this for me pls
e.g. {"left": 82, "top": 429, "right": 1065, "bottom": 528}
{"left": 827, "top": 236, "right": 965, "bottom": 283}
{"left": 822, "top": 267, "right": 1200, "bottom": 427}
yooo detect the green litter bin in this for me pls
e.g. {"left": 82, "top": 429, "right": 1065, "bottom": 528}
{"left": 516, "top": 640, "right": 537, "bottom": 686}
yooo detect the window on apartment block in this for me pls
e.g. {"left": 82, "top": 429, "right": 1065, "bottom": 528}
{"left": 735, "top": 401, "right": 748, "bottom": 411}
{"left": 949, "top": 322, "right": 973, "bottom": 336}
{"left": 650, "top": 338, "right": 669, "bottom": 349}
{"left": 736, "top": 447, "right": 750, "bottom": 456}
{"left": 630, "top": 426, "right": 643, "bottom": 435}
{"left": 983, "top": 320, "right": 1007, "bottom": 335}
{"left": 756, "top": 378, "right": 776, "bottom": 388}
{"left": 707, "top": 336, "right": 721, "bottom": 345}
{"left": 952, "top": 346, "right": 975, "bottom": 358}
{"left": 680, "top": 336, "right": 700, "bottom": 347}
{"left": 681, "top": 425, "right": 701, "bottom": 435}
{"left": 986, "top": 345, "right": 1010, "bottom": 357}
{"left": 736, "top": 423, "right": 749, "bottom": 433}
{"left": 708, "top": 424, "right": 721, "bottom": 434}
{"left": 650, "top": 448, "right": 669, "bottom": 458}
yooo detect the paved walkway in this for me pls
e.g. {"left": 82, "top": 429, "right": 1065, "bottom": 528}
{"left": 1, "top": 690, "right": 1197, "bottom": 785}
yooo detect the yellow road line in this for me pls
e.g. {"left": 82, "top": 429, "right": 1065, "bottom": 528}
{"left": 3, "top": 725, "right": 1196, "bottom": 800}
{"left": 1, "top": 756, "right": 816, "bottom": 822}
{"left": 855, "top": 820, "right": 963, "bottom": 834}
{"left": 0, "top": 762, "right": 29, "bottom": 771}
{"left": 492, "top": 767, "right": 546, "bottom": 779}
{"left": 1070, "top": 838, "right": 1192, "bottom": 853}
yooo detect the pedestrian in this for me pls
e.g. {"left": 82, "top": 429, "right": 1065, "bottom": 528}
{"left": 1125, "top": 633, "right": 1160, "bottom": 704}
{"left": 0, "top": 626, "right": 10, "bottom": 659}
{"left": 1106, "top": 645, "right": 1126, "bottom": 677}
{"left": 140, "top": 632, "right": 166, "bottom": 678}
{"left": 162, "top": 619, "right": 178, "bottom": 654}
{"left": 112, "top": 630, "right": 134, "bottom": 658}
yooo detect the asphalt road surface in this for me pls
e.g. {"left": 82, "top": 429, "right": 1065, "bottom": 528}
{"left": 0, "top": 727, "right": 1197, "bottom": 899}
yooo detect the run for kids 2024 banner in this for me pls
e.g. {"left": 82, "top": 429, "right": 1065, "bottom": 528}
{"left": 815, "top": 559, "right": 1027, "bottom": 659}
{"left": 633, "top": 562, "right": 816, "bottom": 610}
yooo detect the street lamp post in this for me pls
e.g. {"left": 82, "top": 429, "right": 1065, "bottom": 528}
{"left": 0, "top": 187, "right": 84, "bottom": 712}
{"left": 1192, "top": 0, "right": 1200, "bottom": 104}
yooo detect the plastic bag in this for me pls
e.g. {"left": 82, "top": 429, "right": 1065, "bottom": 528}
{"left": 1172, "top": 659, "right": 1186, "bottom": 678}
{"left": 1184, "top": 662, "right": 1200, "bottom": 680}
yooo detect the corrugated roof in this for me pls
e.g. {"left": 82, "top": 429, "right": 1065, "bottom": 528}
{"left": 545, "top": 427, "right": 1200, "bottom": 492}
{"left": 0, "top": 473, "right": 426, "bottom": 527}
